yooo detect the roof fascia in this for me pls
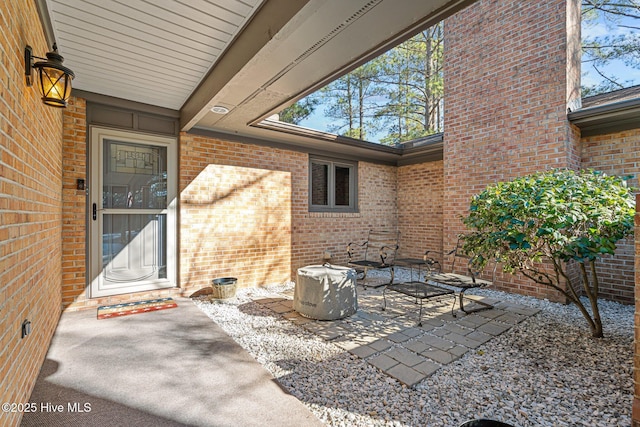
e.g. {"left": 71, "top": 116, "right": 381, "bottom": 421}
{"left": 568, "top": 97, "right": 640, "bottom": 137}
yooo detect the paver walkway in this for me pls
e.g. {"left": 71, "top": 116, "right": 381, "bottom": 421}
{"left": 253, "top": 283, "right": 539, "bottom": 387}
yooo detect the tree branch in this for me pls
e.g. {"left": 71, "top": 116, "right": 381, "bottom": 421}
{"left": 592, "top": 64, "right": 625, "bottom": 89}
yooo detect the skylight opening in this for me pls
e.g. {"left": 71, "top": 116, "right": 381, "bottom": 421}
{"left": 273, "top": 2, "right": 639, "bottom": 145}
{"left": 275, "top": 23, "right": 445, "bottom": 147}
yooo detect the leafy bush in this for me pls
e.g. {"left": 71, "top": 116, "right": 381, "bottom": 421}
{"left": 462, "top": 169, "right": 635, "bottom": 337}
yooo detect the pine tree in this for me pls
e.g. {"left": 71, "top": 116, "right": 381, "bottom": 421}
{"left": 582, "top": 0, "right": 640, "bottom": 95}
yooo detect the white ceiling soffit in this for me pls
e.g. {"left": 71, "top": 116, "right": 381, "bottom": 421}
{"left": 44, "top": 0, "right": 264, "bottom": 110}
{"left": 184, "top": 0, "right": 475, "bottom": 137}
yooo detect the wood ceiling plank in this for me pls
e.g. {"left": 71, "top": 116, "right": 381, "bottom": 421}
{"left": 51, "top": 0, "right": 230, "bottom": 51}
{"left": 57, "top": 33, "right": 209, "bottom": 81}
{"left": 54, "top": 25, "right": 218, "bottom": 68}
{"left": 108, "top": 0, "right": 238, "bottom": 38}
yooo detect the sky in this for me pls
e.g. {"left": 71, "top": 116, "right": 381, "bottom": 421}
{"left": 581, "top": 12, "right": 640, "bottom": 89}
{"left": 295, "top": 10, "right": 639, "bottom": 141}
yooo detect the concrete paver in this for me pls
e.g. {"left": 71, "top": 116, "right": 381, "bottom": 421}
{"left": 369, "top": 353, "right": 399, "bottom": 371}
{"left": 475, "top": 309, "right": 506, "bottom": 320}
{"left": 448, "top": 344, "right": 469, "bottom": 358}
{"left": 466, "top": 330, "right": 494, "bottom": 345}
{"left": 386, "top": 347, "right": 427, "bottom": 367}
{"left": 420, "top": 347, "right": 460, "bottom": 365}
{"left": 495, "top": 312, "right": 528, "bottom": 324}
{"left": 255, "top": 284, "right": 539, "bottom": 388}
{"left": 442, "top": 323, "right": 472, "bottom": 336}
{"left": 418, "top": 334, "right": 456, "bottom": 351}
{"left": 457, "top": 313, "right": 494, "bottom": 327}
{"left": 413, "top": 359, "right": 440, "bottom": 376}
{"left": 404, "top": 340, "right": 429, "bottom": 354}
{"left": 369, "top": 339, "right": 394, "bottom": 352}
{"left": 477, "top": 321, "right": 512, "bottom": 336}
{"left": 349, "top": 344, "right": 379, "bottom": 358}
{"left": 386, "top": 331, "right": 414, "bottom": 343}
{"left": 442, "top": 331, "right": 484, "bottom": 348}
{"left": 386, "top": 364, "right": 427, "bottom": 387}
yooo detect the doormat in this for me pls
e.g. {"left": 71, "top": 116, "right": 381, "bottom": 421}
{"left": 97, "top": 298, "right": 178, "bottom": 319}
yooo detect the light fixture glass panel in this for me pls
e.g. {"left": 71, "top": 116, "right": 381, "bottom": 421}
{"left": 38, "top": 67, "right": 72, "bottom": 107}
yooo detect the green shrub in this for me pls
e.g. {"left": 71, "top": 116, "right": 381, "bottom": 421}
{"left": 462, "top": 169, "right": 635, "bottom": 337}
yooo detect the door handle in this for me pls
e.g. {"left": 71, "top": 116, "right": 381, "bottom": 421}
{"left": 92, "top": 203, "right": 97, "bottom": 221}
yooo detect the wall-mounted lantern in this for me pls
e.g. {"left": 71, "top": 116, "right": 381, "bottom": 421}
{"left": 25, "top": 43, "right": 75, "bottom": 108}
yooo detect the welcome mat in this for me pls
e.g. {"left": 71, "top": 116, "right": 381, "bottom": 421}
{"left": 97, "top": 297, "right": 178, "bottom": 319}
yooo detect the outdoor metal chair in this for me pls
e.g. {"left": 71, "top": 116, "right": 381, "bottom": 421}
{"left": 347, "top": 230, "right": 399, "bottom": 289}
{"left": 423, "top": 235, "right": 497, "bottom": 316}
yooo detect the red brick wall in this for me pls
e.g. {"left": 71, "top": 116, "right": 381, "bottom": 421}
{"left": 179, "top": 133, "right": 398, "bottom": 291}
{"left": 634, "top": 193, "right": 640, "bottom": 426}
{"left": 180, "top": 133, "right": 298, "bottom": 292}
{"left": 0, "top": 1, "right": 64, "bottom": 424}
{"left": 581, "top": 128, "right": 640, "bottom": 304}
{"left": 443, "top": 0, "right": 581, "bottom": 300}
{"left": 296, "top": 162, "right": 398, "bottom": 269}
{"left": 61, "top": 98, "right": 88, "bottom": 307}
{"left": 397, "top": 161, "right": 444, "bottom": 261}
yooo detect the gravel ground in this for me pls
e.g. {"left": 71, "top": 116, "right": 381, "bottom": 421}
{"left": 194, "top": 269, "right": 633, "bottom": 427}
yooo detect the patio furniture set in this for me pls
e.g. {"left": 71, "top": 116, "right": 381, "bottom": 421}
{"left": 294, "top": 230, "right": 497, "bottom": 326}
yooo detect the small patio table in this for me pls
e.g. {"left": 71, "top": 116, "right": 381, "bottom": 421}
{"left": 382, "top": 258, "right": 455, "bottom": 326}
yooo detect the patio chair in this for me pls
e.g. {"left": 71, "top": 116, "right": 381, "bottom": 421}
{"left": 347, "top": 230, "right": 399, "bottom": 289}
{"left": 423, "top": 235, "right": 497, "bottom": 316}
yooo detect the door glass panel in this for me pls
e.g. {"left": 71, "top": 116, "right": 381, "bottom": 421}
{"left": 102, "top": 213, "right": 167, "bottom": 282}
{"left": 103, "top": 140, "right": 167, "bottom": 209}
{"left": 101, "top": 139, "right": 168, "bottom": 284}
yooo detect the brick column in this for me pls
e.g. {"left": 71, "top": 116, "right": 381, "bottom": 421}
{"left": 61, "top": 97, "right": 88, "bottom": 307}
{"left": 443, "top": 0, "right": 581, "bottom": 298}
{"left": 634, "top": 193, "right": 640, "bottom": 426}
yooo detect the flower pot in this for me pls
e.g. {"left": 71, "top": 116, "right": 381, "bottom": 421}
{"left": 211, "top": 277, "right": 238, "bottom": 299}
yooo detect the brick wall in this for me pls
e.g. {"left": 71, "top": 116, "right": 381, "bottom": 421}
{"left": 0, "top": 1, "right": 65, "bottom": 425}
{"left": 634, "top": 193, "right": 640, "bottom": 426}
{"left": 296, "top": 161, "right": 398, "bottom": 270}
{"left": 61, "top": 98, "right": 88, "bottom": 307}
{"left": 179, "top": 133, "right": 298, "bottom": 292}
{"left": 397, "top": 161, "right": 444, "bottom": 261}
{"left": 443, "top": 0, "right": 581, "bottom": 300}
{"left": 581, "top": 128, "right": 640, "bottom": 304}
{"left": 179, "top": 133, "right": 398, "bottom": 291}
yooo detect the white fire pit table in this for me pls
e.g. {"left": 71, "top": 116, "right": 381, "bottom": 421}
{"left": 294, "top": 264, "right": 357, "bottom": 320}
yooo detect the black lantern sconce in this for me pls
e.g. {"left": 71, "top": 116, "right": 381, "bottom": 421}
{"left": 25, "top": 43, "right": 75, "bottom": 108}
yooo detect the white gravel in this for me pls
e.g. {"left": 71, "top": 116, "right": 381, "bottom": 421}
{"left": 194, "top": 268, "right": 633, "bottom": 427}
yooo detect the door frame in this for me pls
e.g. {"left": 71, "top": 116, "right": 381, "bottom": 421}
{"left": 88, "top": 126, "right": 178, "bottom": 298}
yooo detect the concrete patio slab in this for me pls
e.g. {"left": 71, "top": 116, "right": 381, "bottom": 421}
{"left": 22, "top": 298, "right": 322, "bottom": 427}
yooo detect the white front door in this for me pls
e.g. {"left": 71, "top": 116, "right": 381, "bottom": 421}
{"left": 89, "top": 127, "right": 177, "bottom": 297}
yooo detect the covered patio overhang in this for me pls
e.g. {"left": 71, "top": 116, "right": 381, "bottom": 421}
{"left": 39, "top": 0, "right": 475, "bottom": 152}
